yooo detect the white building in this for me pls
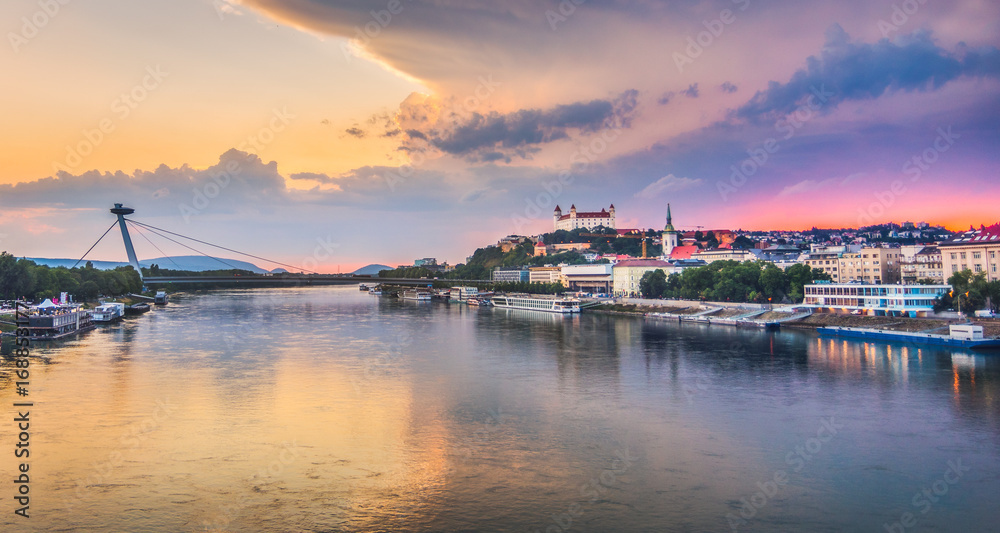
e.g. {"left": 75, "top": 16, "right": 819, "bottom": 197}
{"left": 553, "top": 204, "right": 615, "bottom": 231}
{"left": 803, "top": 282, "right": 950, "bottom": 317}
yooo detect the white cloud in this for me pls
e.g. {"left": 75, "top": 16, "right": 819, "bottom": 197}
{"left": 634, "top": 174, "right": 703, "bottom": 199}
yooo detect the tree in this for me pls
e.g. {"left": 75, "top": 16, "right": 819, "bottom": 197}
{"left": 639, "top": 270, "right": 668, "bottom": 299}
{"left": 759, "top": 264, "right": 788, "bottom": 301}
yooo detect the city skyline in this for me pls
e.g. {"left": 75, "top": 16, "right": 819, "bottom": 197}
{"left": 2, "top": 0, "right": 999, "bottom": 271}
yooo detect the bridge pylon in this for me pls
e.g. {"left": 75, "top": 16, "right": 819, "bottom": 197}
{"left": 110, "top": 203, "right": 143, "bottom": 283}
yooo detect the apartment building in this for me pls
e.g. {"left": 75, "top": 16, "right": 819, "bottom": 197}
{"left": 940, "top": 223, "right": 1000, "bottom": 281}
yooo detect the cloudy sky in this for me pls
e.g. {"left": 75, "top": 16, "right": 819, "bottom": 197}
{"left": 2, "top": 0, "right": 999, "bottom": 271}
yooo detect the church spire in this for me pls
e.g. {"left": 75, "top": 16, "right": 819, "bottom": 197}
{"left": 664, "top": 203, "right": 675, "bottom": 231}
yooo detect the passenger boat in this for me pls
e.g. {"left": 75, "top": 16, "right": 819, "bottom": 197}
{"left": 368, "top": 286, "right": 382, "bottom": 295}
{"left": 492, "top": 294, "right": 581, "bottom": 314}
{"left": 402, "top": 289, "right": 432, "bottom": 301}
{"left": 359, "top": 284, "right": 369, "bottom": 291}
{"left": 154, "top": 291, "right": 168, "bottom": 305}
{"left": 91, "top": 302, "right": 126, "bottom": 323}
{"left": 20, "top": 304, "right": 95, "bottom": 340}
{"left": 818, "top": 325, "right": 1000, "bottom": 351}
{"left": 449, "top": 286, "right": 480, "bottom": 303}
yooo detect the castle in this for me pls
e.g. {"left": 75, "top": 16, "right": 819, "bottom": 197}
{"left": 553, "top": 204, "right": 615, "bottom": 231}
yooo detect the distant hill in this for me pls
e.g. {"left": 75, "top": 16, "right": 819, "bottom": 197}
{"left": 351, "top": 264, "right": 394, "bottom": 276}
{"left": 26, "top": 256, "right": 268, "bottom": 273}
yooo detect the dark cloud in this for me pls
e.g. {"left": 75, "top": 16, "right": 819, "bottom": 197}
{"left": 720, "top": 82, "right": 738, "bottom": 93}
{"left": 736, "top": 25, "right": 1000, "bottom": 122}
{"left": 657, "top": 92, "right": 673, "bottom": 105}
{"left": 345, "top": 127, "right": 366, "bottom": 138}
{"left": 418, "top": 90, "right": 638, "bottom": 160}
{"left": 682, "top": 84, "right": 699, "bottom": 98}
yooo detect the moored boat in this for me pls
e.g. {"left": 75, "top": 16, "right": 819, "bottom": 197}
{"left": 124, "top": 303, "right": 151, "bottom": 316}
{"left": 91, "top": 302, "right": 126, "bottom": 323}
{"left": 492, "top": 294, "right": 580, "bottom": 314}
{"left": 818, "top": 324, "right": 1000, "bottom": 351}
{"left": 154, "top": 291, "right": 168, "bottom": 305}
{"left": 20, "top": 302, "right": 95, "bottom": 340}
{"left": 402, "top": 289, "right": 432, "bottom": 301}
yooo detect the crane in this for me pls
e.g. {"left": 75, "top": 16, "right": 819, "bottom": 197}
{"left": 582, "top": 232, "right": 655, "bottom": 259}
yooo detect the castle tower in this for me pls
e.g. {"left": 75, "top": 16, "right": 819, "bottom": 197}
{"left": 661, "top": 203, "right": 679, "bottom": 257}
{"left": 609, "top": 204, "right": 615, "bottom": 225}
{"left": 553, "top": 205, "right": 562, "bottom": 229}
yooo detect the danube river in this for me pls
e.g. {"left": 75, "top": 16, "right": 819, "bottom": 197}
{"left": 1, "top": 286, "right": 998, "bottom": 532}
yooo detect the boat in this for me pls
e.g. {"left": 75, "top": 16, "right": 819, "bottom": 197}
{"left": 369, "top": 286, "right": 382, "bottom": 295}
{"left": 154, "top": 291, "right": 168, "bottom": 305}
{"left": 124, "top": 303, "right": 151, "bottom": 316}
{"left": 818, "top": 324, "right": 1000, "bottom": 351}
{"left": 20, "top": 303, "right": 95, "bottom": 340}
{"left": 402, "top": 289, "right": 432, "bottom": 301}
{"left": 91, "top": 302, "right": 126, "bottom": 324}
{"left": 359, "top": 284, "right": 369, "bottom": 291}
{"left": 492, "top": 294, "right": 581, "bottom": 314}
{"left": 449, "top": 286, "right": 480, "bottom": 303}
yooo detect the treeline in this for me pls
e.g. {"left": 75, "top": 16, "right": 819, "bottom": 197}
{"left": 638, "top": 261, "right": 831, "bottom": 303}
{"left": 378, "top": 247, "right": 596, "bottom": 281}
{"left": 142, "top": 265, "right": 256, "bottom": 277}
{"left": 934, "top": 270, "right": 1000, "bottom": 315}
{"left": 0, "top": 253, "right": 142, "bottom": 301}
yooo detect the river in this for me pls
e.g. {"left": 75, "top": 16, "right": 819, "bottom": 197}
{"left": 1, "top": 286, "right": 998, "bottom": 532}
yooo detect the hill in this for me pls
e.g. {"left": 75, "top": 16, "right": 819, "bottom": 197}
{"left": 351, "top": 264, "right": 394, "bottom": 276}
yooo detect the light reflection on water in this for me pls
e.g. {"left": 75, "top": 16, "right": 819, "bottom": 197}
{"left": 0, "top": 286, "right": 998, "bottom": 532}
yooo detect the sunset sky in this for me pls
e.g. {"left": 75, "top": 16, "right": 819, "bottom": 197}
{"left": 1, "top": 0, "right": 999, "bottom": 271}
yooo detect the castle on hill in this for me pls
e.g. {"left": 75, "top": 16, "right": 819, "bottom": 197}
{"left": 553, "top": 204, "right": 615, "bottom": 231}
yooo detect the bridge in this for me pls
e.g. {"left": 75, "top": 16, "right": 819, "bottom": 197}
{"left": 76, "top": 205, "right": 492, "bottom": 289}
{"left": 142, "top": 276, "right": 491, "bottom": 287}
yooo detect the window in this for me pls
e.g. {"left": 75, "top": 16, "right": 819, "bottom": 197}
{"left": 975, "top": 264, "right": 983, "bottom": 273}
{"left": 951, "top": 253, "right": 958, "bottom": 260}
{"left": 961, "top": 252, "right": 967, "bottom": 259}
{"left": 973, "top": 252, "right": 982, "bottom": 259}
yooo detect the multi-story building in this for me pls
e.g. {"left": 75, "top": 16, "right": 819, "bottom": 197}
{"left": 914, "top": 246, "right": 944, "bottom": 283}
{"left": 492, "top": 267, "right": 530, "bottom": 283}
{"left": 803, "top": 249, "right": 842, "bottom": 280}
{"left": 559, "top": 264, "right": 613, "bottom": 293}
{"left": 497, "top": 235, "right": 528, "bottom": 253}
{"left": 528, "top": 266, "right": 563, "bottom": 284}
{"left": 837, "top": 247, "right": 902, "bottom": 284}
{"left": 612, "top": 259, "right": 674, "bottom": 297}
{"left": 553, "top": 204, "right": 615, "bottom": 231}
{"left": 533, "top": 241, "right": 592, "bottom": 256}
{"left": 940, "top": 223, "right": 1000, "bottom": 281}
{"left": 803, "top": 282, "right": 950, "bottom": 317}
{"left": 414, "top": 258, "right": 437, "bottom": 267}
{"left": 690, "top": 248, "right": 761, "bottom": 264}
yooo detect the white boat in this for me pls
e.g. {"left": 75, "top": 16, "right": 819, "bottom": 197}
{"left": 154, "top": 291, "right": 168, "bottom": 305}
{"left": 492, "top": 294, "right": 581, "bottom": 314}
{"left": 368, "top": 287, "right": 382, "bottom": 295}
{"left": 91, "top": 302, "right": 126, "bottom": 323}
{"left": 402, "top": 289, "right": 432, "bottom": 301}
{"left": 359, "top": 284, "right": 369, "bottom": 291}
{"left": 449, "top": 286, "right": 480, "bottom": 302}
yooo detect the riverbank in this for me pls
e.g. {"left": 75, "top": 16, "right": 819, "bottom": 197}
{"left": 586, "top": 302, "right": 1000, "bottom": 337}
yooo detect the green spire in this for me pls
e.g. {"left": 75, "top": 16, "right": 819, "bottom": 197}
{"left": 664, "top": 203, "right": 675, "bottom": 232}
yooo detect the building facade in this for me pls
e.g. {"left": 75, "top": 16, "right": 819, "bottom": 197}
{"left": 559, "top": 264, "right": 613, "bottom": 293}
{"left": 553, "top": 204, "right": 615, "bottom": 231}
{"left": 940, "top": 223, "right": 1000, "bottom": 281}
{"left": 528, "top": 266, "right": 562, "bottom": 284}
{"left": 690, "top": 248, "right": 761, "bottom": 264}
{"left": 836, "top": 247, "right": 902, "bottom": 284}
{"left": 612, "top": 259, "right": 674, "bottom": 297}
{"left": 492, "top": 267, "right": 530, "bottom": 283}
{"left": 803, "top": 282, "right": 950, "bottom": 317}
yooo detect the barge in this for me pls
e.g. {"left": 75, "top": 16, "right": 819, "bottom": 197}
{"left": 817, "top": 324, "right": 1000, "bottom": 351}
{"left": 21, "top": 307, "right": 95, "bottom": 340}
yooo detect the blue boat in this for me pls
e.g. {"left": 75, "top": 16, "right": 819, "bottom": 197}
{"left": 817, "top": 325, "right": 1000, "bottom": 351}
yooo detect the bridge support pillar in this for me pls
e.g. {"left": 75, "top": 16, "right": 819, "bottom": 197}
{"left": 110, "top": 203, "right": 143, "bottom": 283}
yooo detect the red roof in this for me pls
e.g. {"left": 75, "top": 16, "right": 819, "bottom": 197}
{"left": 941, "top": 222, "right": 1000, "bottom": 246}
{"left": 557, "top": 209, "right": 611, "bottom": 221}
{"left": 669, "top": 245, "right": 699, "bottom": 260}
